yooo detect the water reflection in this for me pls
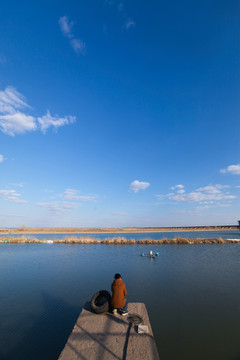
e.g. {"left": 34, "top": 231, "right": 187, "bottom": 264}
{"left": 0, "top": 244, "right": 240, "bottom": 359}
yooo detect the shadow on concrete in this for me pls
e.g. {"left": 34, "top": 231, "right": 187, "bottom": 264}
{"left": 0, "top": 292, "right": 81, "bottom": 360}
{"left": 122, "top": 322, "right": 132, "bottom": 360}
{"left": 71, "top": 302, "right": 123, "bottom": 360}
{"left": 60, "top": 302, "right": 158, "bottom": 360}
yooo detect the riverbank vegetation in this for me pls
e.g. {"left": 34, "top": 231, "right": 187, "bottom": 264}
{"left": 0, "top": 236, "right": 239, "bottom": 244}
{"left": 0, "top": 225, "right": 238, "bottom": 234}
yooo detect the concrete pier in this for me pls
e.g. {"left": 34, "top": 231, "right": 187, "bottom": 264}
{"left": 58, "top": 302, "right": 160, "bottom": 360}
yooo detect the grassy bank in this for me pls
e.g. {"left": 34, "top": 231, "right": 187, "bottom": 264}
{"left": 0, "top": 236, "right": 239, "bottom": 244}
{"left": 0, "top": 225, "right": 238, "bottom": 235}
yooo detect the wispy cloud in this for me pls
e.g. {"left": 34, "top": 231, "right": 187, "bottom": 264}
{"left": 38, "top": 201, "right": 79, "bottom": 214}
{"left": 70, "top": 39, "right": 86, "bottom": 55}
{"left": 0, "top": 55, "right": 7, "bottom": 64}
{"left": 221, "top": 163, "right": 240, "bottom": 175}
{"left": 38, "top": 111, "right": 75, "bottom": 133}
{"left": 0, "top": 86, "right": 30, "bottom": 114}
{"left": 64, "top": 188, "right": 97, "bottom": 201}
{"left": 170, "top": 184, "right": 184, "bottom": 190}
{"left": 196, "top": 185, "right": 230, "bottom": 194}
{"left": 0, "top": 213, "right": 24, "bottom": 218}
{"left": 173, "top": 202, "right": 232, "bottom": 216}
{"left": 104, "top": 0, "right": 115, "bottom": 5}
{"left": 0, "top": 154, "right": 4, "bottom": 163}
{"left": 37, "top": 188, "right": 97, "bottom": 214}
{"left": 170, "top": 184, "right": 185, "bottom": 194}
{"left": 0, "top": 189, "right": 27, "bottom": 204}
{"left": 156, "top": 184, "right": 236, "bottom": 203}
{"left": 59, "top": 16, "right": 86, "bottom": 55}
{"left": 10, "top": 183, "right": 24, "bottom": 188}
{"left": 58, "top": 16, "right": 74, "bottom": 38}
{"left": 0, "top": 87, "right": 76, "bottom": 136}
{"left": 177, "top": 189, "right": 185, "bottom": 194}
{"left": 7, "top": 197, "right": 27, "bottom": 204}
{"left": 118, "top": 2, "right": 124, "bottom": 12}
{"left": 112, "top": 211, "right": 128, "bottom": 216}
{"left": 123, "top": 18, "right": 135, "bottom": 31}
{"left": 130, "top": 180, "right": 150, "bottom": 193}
{"left": 105, "top": 1, "right": 135, "bottom": 31}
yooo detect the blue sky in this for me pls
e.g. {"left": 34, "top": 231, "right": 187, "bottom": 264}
{"left": 0, "top": 0, "right": 240, "bottom": 228}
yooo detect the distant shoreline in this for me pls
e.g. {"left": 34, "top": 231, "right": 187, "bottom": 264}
{"left": 0, "top": 236, "right": 240, "bottom": 245}
{"left": 0, "top": 225, "right": 238, "bottom": 235}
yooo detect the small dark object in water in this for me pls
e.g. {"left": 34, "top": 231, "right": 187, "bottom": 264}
{"left": 90, "top": 290, "right": 111, "bottom": 314}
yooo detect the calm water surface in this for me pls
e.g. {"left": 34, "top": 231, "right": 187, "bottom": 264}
{"left": 0, "top": 243, "right": 240, "bottom": 360}
{"left": 0, "top": 230, "right": 239, "bottom": 240}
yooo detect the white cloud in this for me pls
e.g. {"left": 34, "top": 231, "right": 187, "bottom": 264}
{"left": 172, "top": 208, "right": 213, "bottom": 215}
{"left": 0, "top": 189, "right": 27, "bottom": 204}
{"left": 0, "top": 87, "right": 75, "bottom": 136}
{"left": 0, "top": 86, "right": 30, "bottom": 114}
{"left": 0, "top": 154, "right": 4, "bottom": 163}
{"left": 0, "top": 190, "right": 16, "bottom": 197}
{"left": 58, "top": 16, "right": 74, "bottom": 38}
{"left": 37, "top": 111, "right": 76, "bottom": 133}
{"left": 130, "top": 180, "right": 150, "bottom": 193}
{"left": 169, "top": 192, "right": 235, "bottom": 202}
{"left": 7, "top": 197, "right": 27, "bottom": 204}
{"left": 177, "top": 189, "right": 185, "bottom": 194}
{"left": 37, "top": 189, "right": 97, "bottom": 215}
{"left": 70, "top": 39, "right": 86, "bottom": 55}
{"left": 0, "top": 112, "right": 36, "bottom": 136}
{"left": 196, "top": 184, "right": 230, "bottom": 194}
{"left": 59, "top": 16, "right": 86, "bottom": 55}
{"left": 105, "top": 1, "right": 135, "bottom": 31}
{"left": 170, "top": 184, "right": 184, "bottom": 190}
{"left": 173, "top": 201, "right": 232, "bottom": 216}
{"left": 64, "top": 188, "right": 97, "bottom": 201}
{"left": 221, "top": 164, "right": 240, "bottom": 175}
{"left": 199, "top": 201, "right": 215, "bottom": 204}
{"left": 123, "top": 18, "right": 135, "bottom": 30}
{"left": 38, "top": 201, "right": 79, "bottom": 214}
{"left": 156, "top": 184, "right": 236, "bottom": 203}
{"left": 156, "top": 192, "right": 174, "bottom": 200}
{"left": 194, "top": 205, "right": 213, "bottom": 211}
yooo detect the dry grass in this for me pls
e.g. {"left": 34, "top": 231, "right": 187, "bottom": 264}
{"left": 1, "top": 225, "right": 238, "bottom": 235}
{"left": 0, "top": 236, "right": 239, "bottom": 244}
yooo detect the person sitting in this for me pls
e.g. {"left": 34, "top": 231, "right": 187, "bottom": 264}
{"left": 111, "top": 273, "right": 128, "bottom": 316}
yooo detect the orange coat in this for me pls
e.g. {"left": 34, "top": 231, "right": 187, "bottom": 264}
{"left": 111, "top": 278, "right": 127, "bottom": 308}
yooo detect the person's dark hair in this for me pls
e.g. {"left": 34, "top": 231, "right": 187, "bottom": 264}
{"left": 114, "top": 273, "right": 121, "bottom": 279}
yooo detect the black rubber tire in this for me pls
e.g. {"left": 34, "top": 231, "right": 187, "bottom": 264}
{"left": 90, "top": 290, "right": 111, "bottom": 314}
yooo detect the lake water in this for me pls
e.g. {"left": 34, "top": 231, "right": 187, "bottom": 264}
{"left": 1, "top": 242, "right": 240, "bottom": 360}
{"left": 1, "top": 229, "right": 239, "bottom": 240}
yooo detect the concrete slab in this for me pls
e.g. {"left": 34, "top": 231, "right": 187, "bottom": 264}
{"left": 58, "top": 302, "right": 160, "bottom": 360}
